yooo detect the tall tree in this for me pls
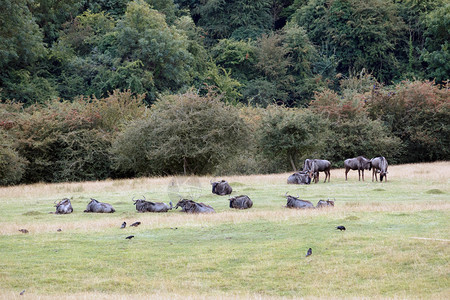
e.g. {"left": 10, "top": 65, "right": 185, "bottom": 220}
{"left": 291, "top": 0, "right": 406, "bottom": 82}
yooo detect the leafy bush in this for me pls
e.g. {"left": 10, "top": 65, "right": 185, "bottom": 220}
{"left": 3, "top": 91, "right": 145, "bottom": 183}
{"left": 258, "top": 105, "right": 326, "bottom": 171}
{"left": 111, "top": 90, "right": 249, "bottom": 176}
{"left": 112, "top": 92, "right": 250, "bottom": 176}
{"left": 310, "top": 86, "right": 402, "bottom": 165}
{"left": 367, "top": 80, "right": 450, "bottom": 162}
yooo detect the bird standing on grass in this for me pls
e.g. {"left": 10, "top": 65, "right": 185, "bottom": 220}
{"left": 336, "top": 226, "right": 346, "bottom": 231}
{"left": 306, "top": 248, "right": 312, "bottom": 257}
{"left": 120, "top": 222, "right": 126, "bottom": 229}
{"left": 20, "top": 290, "right": 25, "bottom": 295}
{"left": 130, "top": 222, "right": 141, "bottom": 227}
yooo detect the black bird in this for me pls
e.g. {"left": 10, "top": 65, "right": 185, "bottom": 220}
{"left": 20, "top": 290, "right": 25, "bottom": 295}
{"left": 336, "top": 226, "right": 346, "bottom": 231}
{"left": 125, "top": 235, "right": 134, "bottom": 239}
{"left": 306, "top": 248, "right": 312, "bottom": 257}
{"left": 120, "top": 222, "right": 126, "bottom": 229}
{"left": 18, "top": 229, "right": 29, "bottom": 234}
{"left": 130, "top": 222, "right": 141, "bottom": 227}
{"left": 57, "top": 228, "right": 62, "bottom": 232}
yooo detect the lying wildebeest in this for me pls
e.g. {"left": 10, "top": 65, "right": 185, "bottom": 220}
{"left": 303, "top": 159, "right": 332, "bottom": 183}
{"left": 133, "top": 196, "right": 172, "bottom": 213}
{"left": 285, "top": 193, "right": 314, "bottom": 209}
{"left": 287, "top": 171, "right": 311, "bottom": 184}
{"left": 84, "top": 198, "right": 115, "bottom": 213}
{"left": 344, "top": 156, "right": 372, "bottom": 181}
{"left": 174, "top": 199, "right": 215, "bottom": 213}
{"left": 53, "top": 198, "right": 73, "bottom": 214}
{"left": 371, "top": 156, "right": 388, "bottom": 182}
{"left": 229, "top": 195, "right": 253, "bottom": 209}
{"left": 316, "top": 199, "right": 335, "bottom": 208}
{"left": 211, "top": 180, "right": 232, "bottom": 195}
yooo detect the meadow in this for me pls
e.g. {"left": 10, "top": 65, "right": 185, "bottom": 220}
{"left": 0, "top": 162, "right": 449, "bottom": 299}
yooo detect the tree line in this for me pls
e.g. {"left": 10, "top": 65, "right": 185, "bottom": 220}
{"left": 0, "top": 0, "right": 449, "bottom": 106}
{"left": 1, "top": 78, "right": 448, "bottom": 185}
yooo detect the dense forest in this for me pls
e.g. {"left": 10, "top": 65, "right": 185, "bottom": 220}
{"left": 0, "top": 0, "right": 449, "bottom": 185}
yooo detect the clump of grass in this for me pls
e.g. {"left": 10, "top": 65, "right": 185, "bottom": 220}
{"left": 426, "top": 189, "right": 444, "bottom": 194}
{"left": 22, "top": 211, "right": 44, "bottom": 216}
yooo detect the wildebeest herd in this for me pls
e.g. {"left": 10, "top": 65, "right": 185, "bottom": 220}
{"left": 288, "top": 156, "right": 389, "bottom": 184}
{"left": 49, "top": 156, "right": 388, "bottom": 216}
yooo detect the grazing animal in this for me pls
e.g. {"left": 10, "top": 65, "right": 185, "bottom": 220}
{"left": 18, "top": 229, "right": 29, "bottom": 234}
{"left": 336, "top": 226, "right": 346, "bottom": 231}
{"left": 84, "top": 198, "right": 115, "bottom": 213}
{"left": 130, "top": 222, "right": 141, "bottom": 227}
{"left": 229, "top": 195, "right": 253, "bottom": 209}
{"left": 120, "top": 222, "right": 126, "bottom": 229}
{"left": 287, "top": 171, "right": 311, "bottom": 184}
{"left": 125, "top": 235, "right": 134, "bottom": 239}
{"left": 303, "top": 159, "right": 331, "bottom": 183}
{"left": 344, "top": 156, "right": 372, "bottom": 181}
{"left": 175, "top": 199, "right": 215, "bottom": 213}
{"left": 133, "top": 196, "right": 172, "bottom": 213}
{"left": 371, "top": 156, "right": 389, "bottom": 182}
{"left": 285, "top": 193, "right": 314, "bottom": 209}
{"left": 316, "top": 199, "right": 335, "bottom": 208}
{"left": 306, "top": 248, "right": 312, "bottom": 257}
{"left": 53, "top": 198, "right": 73, "bottom": 214}
{"left": 211, "top": 180, "right": 233, "bottom": 195}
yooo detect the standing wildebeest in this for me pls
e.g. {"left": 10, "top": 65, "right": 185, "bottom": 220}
{"left": 303, "top": 159, "right": 331, "bottom": 183}
{"left": 211, "top": 180, "right": 232, "bottom": 195}
{"left": 53, "top": 198, "right": 73, "bottom": 214}
{"left": 371, "top": 156, "right": 389, "bottom": 182}
{"left": 316, "top": 199, "right": 335, "bottom": 208}
{"left": 133, "top": 196, "right": 172, "bottom": 212}
{"left": 287, "top": 171, "right": 311, "bottom": 184}
{"left": 344, "top": 156, "right": 372, "bottom": 181}
{"left": 84, "top": 198, "right": 115, "bottom": 213}
{"left": 175, "top": 199, "right": 215, "bottom": 213}
{"left": 229, "top": 195, "right": 253, "bottom": 209}
{"left": 285, "top": 193, "right": 314, "bottom": 209}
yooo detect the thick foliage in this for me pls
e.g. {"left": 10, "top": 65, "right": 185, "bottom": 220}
{"left": 1, "top": 91, "right": 145, "bottom": 183}
{"left": 367, "top": 80, "right": 450, "bottom": 162}
{"left": 258, "top": 105, "right": 325, "bottom": 171}
{"left": 111, "top": 91, "right": 249, "bottom": 176}
{"left": 310, "top": 85, "right": 402, "bottom": 165}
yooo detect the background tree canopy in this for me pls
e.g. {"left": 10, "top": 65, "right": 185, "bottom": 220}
{"left": 0, "top": 0, "right": 448, "bottom": 184}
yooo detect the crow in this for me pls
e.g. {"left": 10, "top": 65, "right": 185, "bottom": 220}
{"left": 130, "top": 222, "right": 141, "bottom": 227}
{"left": 125, "top": 235, "right": 134, "bottom": 239}
{"left": 18, "top": 229, "right": 29, "bottom": 234}
{"left": 336, "top": 226, "right": 346, "bottom": 231}
{"left": 306, "top": 248, "right": 312, "bottom": 257}
{"left": 120, "top": 222, "right": 126, "bottom": 229}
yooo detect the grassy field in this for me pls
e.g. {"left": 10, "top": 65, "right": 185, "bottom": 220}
{"left": 0, "top": 162, "right": 449, "bottom": 299}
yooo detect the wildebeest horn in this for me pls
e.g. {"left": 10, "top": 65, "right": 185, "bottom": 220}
{"left": 132, "top": 196, "right": 137, "bottom": 202}
{"left": 284, "top": 192, "right": 288, "bottom": 197}
{"left": 142, "top": 195, "right": 146, "bottom": 201}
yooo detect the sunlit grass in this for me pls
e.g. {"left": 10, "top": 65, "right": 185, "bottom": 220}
{"left": 0, "top": 162, "right": 449, "bottom": 299}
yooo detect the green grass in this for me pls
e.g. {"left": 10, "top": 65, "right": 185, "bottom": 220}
{"left": 0, "top": 163, "right": 449, "bottom": 299}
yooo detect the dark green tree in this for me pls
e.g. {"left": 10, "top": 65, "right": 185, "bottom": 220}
{"left": 291, "top": 0, "right": 406, "bottom": 82}
{"left": 420, "top": 3, "right": 450, "bottom": 82}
